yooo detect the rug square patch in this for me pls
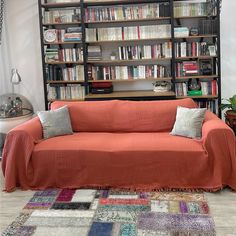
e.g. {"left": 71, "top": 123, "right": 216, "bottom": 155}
{"left": 24, "top": 216, "right": 92, "bottom": 227}
{"left": 151, "top": 200, "right": 168, "bottom": 213}
{"left": 34, "top": 189, "right": 60, "bottom": 197}
{"left": 88, "top": 222, "right": 113, "bottom": 236}
{"left": 28, "top": 196, "right": 55, "bottom": 204}
{"left": 24, "top": 202, "right": 52, "bottom": 210}
{"left": 169, "top": 201, "right": 180, "bottom": 214}
{"left": 71, "top": 189, "right": 97, "bottom": 202}
{"left": 33, "top": 226, "right": 89, "bottom": 236}
{"left": 56, "top": 189, "right": 76, "bottom": 202}
{"left": 120, "top": 223, "right": 136, "bottom": 236}
{"left": 31, "top": 209, "right": 95, "bottom": 218}
{"left": 137, "top": 229, "right": 171, "bottom": 236}
{"left": 99, "top": 205, "right": 150, "bottom": 212}
{"left": 138, "top": 212, "right": 215, "bottom": 233}
{"left": 90, "top": 199, "right": 99, "bottom": 210}
{"left": 15, "top": 226, "right": 36, "bottom": 236}
{"left": 100, "top": 199, "right": 149, "bottom": 206}
{"left": 94, "top": 209, "right": 138, "bottom": 223}
{"left": 188, "top": 202, "right": 201, "bottom": 214}
{"left": 51, "top": 202, "right": 91, "bottom": 210}
{"left": 108, "top": 195, "right": 139, "bottom": 199}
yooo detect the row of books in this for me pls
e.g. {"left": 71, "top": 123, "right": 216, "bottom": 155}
{"left": 197, "top": 100, "right": 218, "bottom": 115}
{"left": 85, "top": 3, "right": 170, "bottom": 22}
{"left": 46, "top": 65, "right": 84, "bottom": 81}
{"left": 87, "top": 46, "right": 102, "bottom": 61}
{"left": 118, "top": 43, "right": 172, "bottom": 60}
{"left": 175, "top": 80, "right": 218, "bottom": 96}
{"left": 176, "top": 61, "right": 198, "bottom": 77}
{"left": 173, "top": 1, "right": 208, "bottom": 17}
{"left": 175, "top": 42, "right": 216, "bottom": 58}
{"left": 86, "top": 25, "right": 171, "bottom": 42}
{"left": 44, "top": 9, "right": 81, "bottom": 24}
{"left": 88, "top": 65, "right": 169, "bottom": 81}
{"left": 44, "top": 27, "right": 82, "bottom": 43}
{"left": 45, "top": 48, "right": 83, "bottom": 62}
{"left": 48, "top": 84, "right": 85, "bottom": 100}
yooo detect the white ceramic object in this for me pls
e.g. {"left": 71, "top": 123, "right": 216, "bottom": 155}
{"left": 0, "top": 114, "right": 32, "bottom": 134}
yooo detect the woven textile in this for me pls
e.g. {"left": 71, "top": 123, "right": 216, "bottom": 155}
{"left": 2, "top": 189, "right": 216, "bottom": 236}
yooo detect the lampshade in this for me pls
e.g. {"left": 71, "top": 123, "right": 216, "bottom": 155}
{"left": 11, "top": 69, "right": 21, "bottom": 85}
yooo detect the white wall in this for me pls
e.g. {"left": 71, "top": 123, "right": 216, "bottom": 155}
{"left": 221, "top": 0, "right": 236, "bottom": 99}
{"left": 0, "top": 0, "right": 235, "bottom": 112}
{"left": 0, "top": 0, "right": 45, "bottom": 112}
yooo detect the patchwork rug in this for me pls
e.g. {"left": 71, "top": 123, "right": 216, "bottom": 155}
{"left": 2, "top": 189, "right": 216, "bottom": 236}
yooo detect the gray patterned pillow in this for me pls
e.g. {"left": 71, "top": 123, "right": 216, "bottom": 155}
{"left": 38, "top": 106, "right": 73, "bottom": 139}
{"left": 170, "top": 106, "right": 207, "bottom": 138}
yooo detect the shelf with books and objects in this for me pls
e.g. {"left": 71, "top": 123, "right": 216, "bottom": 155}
{"left": 39, "top": 0, "right": 87, "bottom": 108}
{"left": 171, "top": 0, "right": 221, "bottom": 115}
{"left": 38, "top": 0, "right": 221, "bottom": 113}
{"left": 84, "top": 0, "right": 174, "bottom": 100}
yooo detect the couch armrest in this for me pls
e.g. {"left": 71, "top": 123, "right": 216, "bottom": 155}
{"left": 2, "top": 117, "right": 43, "bottom": 192}
{"left": 201, "top": 111, "right": 236, "bottom": 190}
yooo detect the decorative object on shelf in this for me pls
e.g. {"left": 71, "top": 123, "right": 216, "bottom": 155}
{"left": 221, "top": 95, "right": 236, "bottom": 135}
{"left": 190, "top": 27, "right": 199, "bottom": 36}
{"left": 153, "top": 81, "right": 171, "bottom": 93}
{"left": 110, "top": 52, "right": 116, "bottom": 61}
{"left": 0, "top": 0, "right": 4, "bottom": 45}
{"left": 208, "top": 45, "right": 216, "bottom": 56}
{"left": 200, "top": 60, "right": 213, "bottom": 75}
{"left": 188, "top": 79, "right": 202, "bottom": 96}
{"left": 44, "top": 29, "right": 57, "bottom": 43}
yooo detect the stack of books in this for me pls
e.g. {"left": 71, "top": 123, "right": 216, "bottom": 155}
{"left": 87, "top": 46, "right": 102, "bottom": 61}
{"left": 176, "top": 61, "right": 199, "bottom": 77}
{"left": 64, "top": 27, "right": 82, "bottom": 42}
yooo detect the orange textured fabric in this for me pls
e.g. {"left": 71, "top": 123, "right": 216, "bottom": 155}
{"left": 51, "top": 99, "right": 197, "bottom": 132}
{"left": 2, "top": 99, "right": 236, "bottom": 192}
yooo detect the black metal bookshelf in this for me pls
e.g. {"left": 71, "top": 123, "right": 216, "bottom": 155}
{"left": 38, "top": 0, "right": 221, "bottom": 116}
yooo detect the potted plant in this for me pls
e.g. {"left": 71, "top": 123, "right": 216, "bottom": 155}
{"left": 221, "top": 94, "right": 236, "bottom": 135}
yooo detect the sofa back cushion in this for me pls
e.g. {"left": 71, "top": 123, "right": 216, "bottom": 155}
{"left": 51, "top": 99, "right": 197, "bottom": 132}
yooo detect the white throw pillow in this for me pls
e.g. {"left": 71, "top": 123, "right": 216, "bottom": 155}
{"left": 38, "top": 106, "right": 73, "bottom": 139}
{"left": 170, "top": 106, "right": 206, "bottom": 138}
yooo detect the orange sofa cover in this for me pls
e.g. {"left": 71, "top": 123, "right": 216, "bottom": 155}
{"left": 2, "top": 99, "right": 236, "bottom": 192}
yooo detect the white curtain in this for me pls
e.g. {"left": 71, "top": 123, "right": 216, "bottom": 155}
{"left": 0, "top": 2, "right": 11, "bottom": 96}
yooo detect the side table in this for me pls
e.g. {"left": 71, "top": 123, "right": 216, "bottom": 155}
{"left": 225, "top": 110, "right": 236, "bottom": 135}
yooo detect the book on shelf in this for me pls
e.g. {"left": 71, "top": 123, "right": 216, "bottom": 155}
{"left": 87, "top": 46, "right": 102, "bottom": 61}
{"left": 174, "top": 1, "right": 209, "bottom": 17}
{"left": 48, "top": 84, "right": 85, "bottom": 100}
{"left": 86, "top": 25, "right": 171, "bottom": 42}
{"left": 85, "top": 2, "right": 170, "bottom": 22}
{"left": 197, "top": 100, "right": 218, "bottom": 115}
{"left": 44, "top": 8, "right": 81, "bottom": 24}
{"left": 176, "top": 61, "right": 199, "bottom": 77}
{"left": 174, "top": 27, "right": 189, "bottom": 37}
{"left": 45, "top": 47, "right": 83, "bottom": 62}
{"left": 118, "top": 43, "right": 172, "bottom": 60}
{"left": 175, "top": 79, "right": 218, "bottom": 97}
{"left": 175, "top": 42, "right": 216, "bottom": 57}
{"left": 88, "top": 65, "right": 169, "bottom": 81}
{"left": 46, "top": 65, "right": 84, "bottom": 81}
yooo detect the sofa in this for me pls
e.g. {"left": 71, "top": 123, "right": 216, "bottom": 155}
{"left": 2, "top": 98, "right": 236, "bottom": 192}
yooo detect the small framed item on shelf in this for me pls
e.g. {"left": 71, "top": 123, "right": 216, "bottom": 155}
{"left": 44, "top": 29, "right": 57, "bottom": 43}
{"left": 200, "top": 60, "right": 213, "bottom": 75}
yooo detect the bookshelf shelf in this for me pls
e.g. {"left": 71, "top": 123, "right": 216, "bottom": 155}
{"left": 88, "top": 77, "right": 172, "bottom": 83}
{"left": 176, "top": 75, "right": 218, "bottom": 80}
{"left": 85, "top": 91, "right": 176, "bottom": 99}
{"left": 44, "top": 41, "right": 82, "bottom": 45}
{"left": 87, "top": 37, "right": 172, "bottom": 45}
{"left": 48, "top": 99, "right": 85, "bottom": 102}
{"left": 176, "top": 95, "right": 218, "bottom": 99}
{"left": 46, "top": 61, "right": 84, "bottom": 65}
{"left": 175, "top": 56, "right": 217, "bottom": 60}
{"left": 175, "top": 35, "right": 217, "bottom": 39}
{"left": 43, "top": 22, "right": 81, "bottom": 26}
{"left": 47, "top": 80, "right": 85, "bottom": 84}
{"left": 85, "top": 17, "right": 171, "bottom": 24}
{"left": 88, "top": 58, "right": 171, "bottom": 65}
{"left": 42, "top": 2, "right": 80, "bottom": 8}
{"left": 39, "top": 0, "right": 221, "bottom": 115}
